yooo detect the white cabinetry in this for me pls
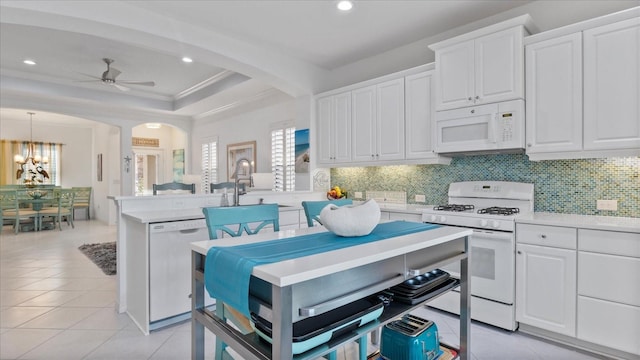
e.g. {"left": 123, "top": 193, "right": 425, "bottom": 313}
{"left": 432, "top": 26, "right": 526, "bottom": 111}
{"left": 316, "top": 64, "right": 449, "bottom": 167}
{"left": 317, "top": 92, "right": 351, "bottom": 164}
{"left": 525, "top": 33, "right": 583, "bottom": 154}
{"left": 577, "top": 229, "right": 640, "bottom": 356}
{"left": 583, "top": 18, "right": 640, "bottom": 151}
{"left": 515, "top": 224, "right": 577, "bottom": 337}
{"left": 405, "top": 71, "right": 438, "bottom": 159}
{"left": 352, "top": 78, "right": 405, "bottom": 163}
{"left": 525, "top": 10, "right": 640, "bottom": 160}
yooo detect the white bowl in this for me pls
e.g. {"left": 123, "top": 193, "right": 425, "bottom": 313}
{"left": 320, "top": 199, "right": 381, "bottom": 237}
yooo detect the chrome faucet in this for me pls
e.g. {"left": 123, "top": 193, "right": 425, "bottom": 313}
{"left": 233, "top": 157, "right": 253, "bottom": 206}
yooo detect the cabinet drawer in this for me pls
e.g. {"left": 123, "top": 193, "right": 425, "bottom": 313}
{"left": 578, "top": 252, "right": 640, "bottom": 306}
{"left": 577, "top": 296, "right": 640, "bottom": 355}
{"left": 579, "top": 229, "right": 640, "bottom": 257}
{"left": 516, "top": 224, "right": 576, "bottom": 249}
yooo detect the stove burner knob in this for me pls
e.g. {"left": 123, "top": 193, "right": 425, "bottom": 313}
{"left": 430, "top": 215, "right": 437, "bottom": 222}
{"left": 438, "top": 215, "right": 447, "bottom": 223}
{"left": 491, "top": 220, "right": 500, "bottom": 228}
{"left": 480, "top": 219, "right": 488, "bottom": 227}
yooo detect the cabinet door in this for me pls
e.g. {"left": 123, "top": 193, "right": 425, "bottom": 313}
{"left": 525, "top": 33, "right": 583, "bottom": 153}
{"left": 405, "top": 71, "right": 435, "bottom": 159}
{"left": 584, "top": 18, "right": 640, "bottom": 150}
{"left": 376, "top": 78, "right": 405, "bottom": 161}
{"left": 516, "top": 243, "right": 576, "bottom": 336}
{"left": 577, "top": 296, "right": 640, "bottom": 355}
{"left": 435, "top": 40, "right": 475, "bottom": 110}
{"left": 475, "top": 26, "right": 524, "bottom": 105}
{"left": 317, "top": 96, "right": 334, "bottom": 164}
{"left": 351, "top": 86, "right": 377, "bottom": 162}
{"left": 333, "top": 92, "right": 352, "bottom": 163}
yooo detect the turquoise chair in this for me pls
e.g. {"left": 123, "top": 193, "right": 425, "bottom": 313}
{"left": 202, "top": 204, "right": 280, "bottom": 360}
{"left": 301, "top": 199, "right": 353, "bottom": 227}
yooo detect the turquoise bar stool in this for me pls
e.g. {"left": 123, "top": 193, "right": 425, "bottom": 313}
{"left": 301, "top": 199, "right": 353, "bottom": 227}
{"left": 301, "top": 198, "right": 368, "bottom": 360}
{"left": 202, "top": 204, "right": 280, "bottom": 360}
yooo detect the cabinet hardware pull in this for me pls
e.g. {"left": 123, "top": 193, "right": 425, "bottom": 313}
{"left": 541, "top": 234, "right": 547, "bottom": 239}
{"left": 468, "top": 97, "right": 473, "bottom": 101}
{"left": 517, "top": 251, "right": 522, "bottom": 254}
{"left": 475, "top": 96, "right": 480, "bottom": 100}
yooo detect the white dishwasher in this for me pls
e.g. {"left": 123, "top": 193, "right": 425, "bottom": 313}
{"left": 149, "top": 218, "right": 213, "bottom": 328}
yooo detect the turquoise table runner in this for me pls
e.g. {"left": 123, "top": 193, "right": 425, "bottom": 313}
{"left": 204, "top": 221, "right": 440, "bottom": 318}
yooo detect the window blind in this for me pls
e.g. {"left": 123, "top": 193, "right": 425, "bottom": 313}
{"left": 201, "top": 140, "right": 217, "bottom": 193}
{"left": 271, "top": 126, "right": 295, "bottom": 191}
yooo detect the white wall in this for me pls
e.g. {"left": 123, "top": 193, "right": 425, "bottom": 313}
{"left": 192, "top": 97, "right": 296, "bottom": 183}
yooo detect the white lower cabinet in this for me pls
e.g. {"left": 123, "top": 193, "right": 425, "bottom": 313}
{"left": 517, "top": 223, "right": 640, "bottom": 357}
{"left": 577, "top": 229, "right": 640, "bottom": 356}
{"left": 515, "top": 242, "right": 577, "bottom": 336}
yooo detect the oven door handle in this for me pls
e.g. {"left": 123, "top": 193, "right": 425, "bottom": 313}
{"left": 472, "top": 229, "right": 513, "bottom": 241}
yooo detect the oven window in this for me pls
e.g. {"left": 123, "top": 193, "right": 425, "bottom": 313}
{"left": 471, "top": 246, "right": 496, "bottom": 280}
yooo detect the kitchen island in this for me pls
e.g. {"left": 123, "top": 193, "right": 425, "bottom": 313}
{"left": 109, "top": 191, "right": 326, "bottom": 334}
{"left": 190, "top": 224, "right": 473, "bottom": 360}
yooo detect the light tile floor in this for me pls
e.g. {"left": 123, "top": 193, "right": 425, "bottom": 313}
{"left": 1, "top": 221, "right": 609, "bottom": 359}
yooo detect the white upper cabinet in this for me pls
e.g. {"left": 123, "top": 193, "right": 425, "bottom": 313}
{"left": 525, "top": 33, "right": 583, "bottom": 154}
{"left": 317, "top": 92, "right": 351, "bottom": 165}
{"left": 432, "top": 25, "right": 526, "bottom": 111}
{"left": 405, "top": 70, "right": 436, "bottom": 159}
{"left": 352, "top": 78, "right": 405, "bottom": 163}
{"left": 583, "top": 17, "right": 640, "bottom": 151}
{"left": 351, "top": 85, "right": 377, "bottom": 162}
{"left": 376, "top": 78, "right": 405, "bottom": 161}
{"left": 524, "top": 9, "right": 640, "bottom": 161}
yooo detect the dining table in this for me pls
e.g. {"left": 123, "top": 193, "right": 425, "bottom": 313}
{"left": 18, "top": 196, "right": 56, "bottom": 231}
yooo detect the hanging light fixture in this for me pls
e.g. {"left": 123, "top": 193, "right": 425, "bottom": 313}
{"left": 15, "top": 112, "right": 49, "bottom": 184}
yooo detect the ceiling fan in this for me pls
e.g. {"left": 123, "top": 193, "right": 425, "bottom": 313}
{"left": 77, "top": 58, "right": 155, "bottom": 92}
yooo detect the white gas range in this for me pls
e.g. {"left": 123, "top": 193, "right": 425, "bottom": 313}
{"left": 422, "top": 181, "right": 534, "bottom": 331}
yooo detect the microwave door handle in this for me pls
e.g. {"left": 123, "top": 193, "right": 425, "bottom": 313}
{"left": 491, "top": 113, "right": 500, "bottom": 144}
{"left": 487, "top": 114, "right": 496, "bottom": 143}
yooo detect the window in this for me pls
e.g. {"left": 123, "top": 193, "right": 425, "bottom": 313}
{"left": 271, "top": 125, "right": 295, "bottom": 191}
{"left": 1, "top": 141, "right": 61, "bottom": 185}
{"left": 201, "top": 139, "right": 218, "bottom": 193}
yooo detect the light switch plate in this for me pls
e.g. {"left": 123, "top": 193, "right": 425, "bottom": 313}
{"left": 354, "top": 191, "right": 363, "bottom": 199}
{"left": 415, "top": 194, "right": 426, "bottom": 202}
{"left": 597, "top": 199, "right": 618, "bottom": 211}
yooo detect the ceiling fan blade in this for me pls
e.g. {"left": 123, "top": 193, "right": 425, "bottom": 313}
{"left": 112, "top": 83, "right": 130, "bottom": 92}
{"left": 118, "top": 80, "right": 155, "bottom": 86}
{"left": 75, "top": 72, "right": 103, "bottom": 81}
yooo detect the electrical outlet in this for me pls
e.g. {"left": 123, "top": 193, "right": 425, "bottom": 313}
{"left": 354, "top": 191, "right": 363, "bottom": 199}
{"left": 597, "top": 199, "right": 618, "bottom": 211}
{"left": 415, "top": 194, "right": 426, "bottom": 202}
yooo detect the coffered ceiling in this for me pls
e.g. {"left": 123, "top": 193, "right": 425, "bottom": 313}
{"left": 1, "top": 0, "right": 541, "bottom": 122}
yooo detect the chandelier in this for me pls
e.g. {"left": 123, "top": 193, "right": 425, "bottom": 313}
{"left": 14, "top": 112, "right": 49, "bottom": 185}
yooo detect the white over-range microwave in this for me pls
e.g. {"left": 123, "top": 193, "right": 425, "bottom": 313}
{"left": 434, "top": 99, "right": 525, "bottom": 155}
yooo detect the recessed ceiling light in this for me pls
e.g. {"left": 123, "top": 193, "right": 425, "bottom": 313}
{"left": 337, "top": 0, "right": 353, "bottom": 11}
{"left": 23, "top": 59, "right": 36, "bottom": 65}
{"left": 182, "top": 57, "right": 193, "bottom": 63}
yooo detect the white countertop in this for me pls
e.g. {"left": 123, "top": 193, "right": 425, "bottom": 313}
{"left": 517, "top": 212, "right": 640, "bottom": 233}
{"left": 123, "top": 203, "right": 303, "bottom": 224}
{"left": 191, "top": 225, "right": 472, "bottom": 287}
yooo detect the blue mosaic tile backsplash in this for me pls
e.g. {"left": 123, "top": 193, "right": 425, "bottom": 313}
{"left": 331, "top": 155, "right": 640, "bottom": 218}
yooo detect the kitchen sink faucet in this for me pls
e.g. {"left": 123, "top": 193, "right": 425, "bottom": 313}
{"left": 233, "top": 158, "right": 253, "bottom": 206}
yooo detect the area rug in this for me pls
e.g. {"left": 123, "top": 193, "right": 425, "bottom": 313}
{"left": 78, "top": 242, "right": 117, "bottom": 275}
